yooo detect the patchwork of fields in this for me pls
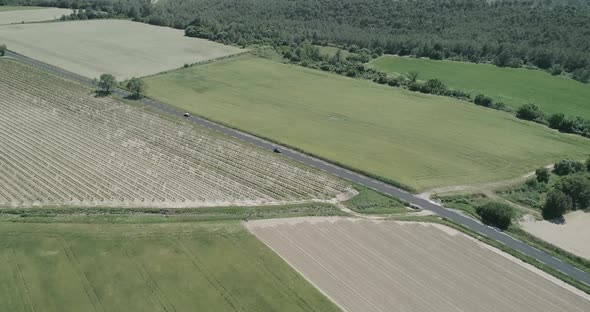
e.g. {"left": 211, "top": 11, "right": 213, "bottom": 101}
{"left": 369, "top": 55, "right": 590, "bottom": 118}
{"left": 143, "top": 55, "right": 590, "bottom": 191}
{"left": 0, "top": 19, "right": 243, "bottom": 79}
{"left": 0, "top": 58, "right": 348, "bottom": 208}
{"left": 0, "top": 221, "right": 339, "bottom": 312}
{"left": 247, "top": 217, "right": 590, "bottom": 312}
{"left": 0, "top": 7, "right": 71, "bottom": 25}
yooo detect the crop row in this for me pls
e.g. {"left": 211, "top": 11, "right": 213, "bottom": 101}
{"left": 0, "top": 60, "right": 349, "bottom": 207}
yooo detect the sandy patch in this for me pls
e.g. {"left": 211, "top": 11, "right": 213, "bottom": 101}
{"left": 521, "top": 210, "right": 590, "bottom": 260}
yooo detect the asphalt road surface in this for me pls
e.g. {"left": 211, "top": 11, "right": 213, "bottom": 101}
{"left": 6, "top": 50, "right": 590, "bottom": 286}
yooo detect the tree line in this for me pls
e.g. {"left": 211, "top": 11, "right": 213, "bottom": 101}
{"left": 3, "top": 0, "right": 590, "bottom": 82}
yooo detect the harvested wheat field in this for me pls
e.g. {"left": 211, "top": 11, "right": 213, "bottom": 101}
{"left": 247, "top": 217, "right": 590, "bottom": 312}
{"left": 0, "top": 58, "right": 348, "bottom": 208}
{"left": 0, "top": 19, "right": 243, "bottom": 79}
{"left": 0, "top": 7, "right": 71, "bottom": 25}
{"left": 522, "top": 211, "right": 590, "bottom": 260}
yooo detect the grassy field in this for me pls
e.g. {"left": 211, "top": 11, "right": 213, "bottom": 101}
{"left": 0, "top": 221, "right": 339, "bottom": 312}
{"left": 0, "top": 6, "right": 43, "bottom": 11}
{"left": 0, "top": 7, "right": 71, "bottom": 25}
{"left": 368, "top": 55, "right": 590, "bottom": 118}
{"left": 143, "top": 54, "right": 590, "bottom": 191}
{"left": 0, "top": 19, "right": 243, "bottom": 79}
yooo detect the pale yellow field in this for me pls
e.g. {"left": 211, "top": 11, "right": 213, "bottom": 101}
{"left": 0, "top": 7, "right": 71, "bottom": 25}
{"left": 522, "top": 211, "right": 590, "bottom": 260}
{"left": 247, "top": 217, "right": 590, "bottom": 312}
{"left": 0, "top": 19, "right": 243, "bottom": 79}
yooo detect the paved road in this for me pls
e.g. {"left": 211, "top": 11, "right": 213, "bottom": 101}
{"left": 6, "top": 50, "right": 590, "bottom": 286}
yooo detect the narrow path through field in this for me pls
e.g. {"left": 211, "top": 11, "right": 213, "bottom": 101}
{"left": 6, "top": 50, "right": 590, "bottom": 287}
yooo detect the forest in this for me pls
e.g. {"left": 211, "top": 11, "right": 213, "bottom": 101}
{"left": 3, "top": 0, "right": 590, "bottom": 82}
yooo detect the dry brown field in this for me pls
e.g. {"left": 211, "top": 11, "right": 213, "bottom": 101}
{"left": 0, "top": 7, "right": 72, "bottom": 25}
{"left": 0, "top": 58, "right": 348, "bottom": 208}
{"left": 0, "top": 19, "right": 243, "bottom": 79}
{"left": 247, "top": 217, "right": 590, "bottom": 312}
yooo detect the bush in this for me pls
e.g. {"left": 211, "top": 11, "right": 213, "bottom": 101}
{"left": 0, "top": 44, "right": 6, "bottom": 56}
{"left": 474, "top": 94, "right": 493, "bottom": 107}
{"left": 516, "top": 103, "right": 544, "bottom": 122}
{"left": 553, "top": 159, "right": 586, "bottom": 176}
{"left": 535, "top": 167, "right": 550, "bottom": 183}
{"left": 543, "top": 190, "right": 572, "bottom": 219}
{"left": 475, "top": 202, "right": 514, "bottom": 230}
{"left": 421, "top": 79, "right": 447, "bottom": 95}
{"left": 548, "top": 113, "right": 565, "bottom": 130}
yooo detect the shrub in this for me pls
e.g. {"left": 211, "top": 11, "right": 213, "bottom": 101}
{"left": 553, "top": 159, "right": 586, "bottom": 176}
{"left": 0, "top": 44, "right": 6, "bottom": 57}
{"left": 421, "top": 79, "right": 447, "bottom": 95}
{"left": 543, "top": 190, "right": 572, "bottom": 219}
{"left": 474, "top": 94, "right": 493, "bottom": 107}
{"left": 475, "top": 202, "right": 514, "bottom": 230}
{"left": 547, "top": 113, "right": 565, "bottom": 130}
{"left": 516, "top": 103, "right": 544, "bottom": 122}
{"left": 535, "top": 167, "right": 550, "bottom": 183}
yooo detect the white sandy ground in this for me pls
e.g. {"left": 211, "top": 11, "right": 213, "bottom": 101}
{"left": 0, "top": 8, "right": 72, "bottom": 25}
{"left": 246, "top": 217, "right": 590, "bottom": 312}
{"left": 0, "top": 19, "right": 244, "bottom": 79}
{"left": 521, "top": 211, "right": 590, "bottom": 261}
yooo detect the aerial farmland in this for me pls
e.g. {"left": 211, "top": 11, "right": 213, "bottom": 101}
{"left": 0, "top": 19, "right": 243, "bottom": 79}
{"left": 0, "top": 58, "right": 348, "bottom": 208}
{"left": 0, "top": 7, "right": 71, "bottom": 25}
{"left": 2, "top": 1, "right": 590, "bottom": 311}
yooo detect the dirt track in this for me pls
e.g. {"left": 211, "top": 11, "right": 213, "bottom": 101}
{"left": 246, "top": 217, "right": 590, "bottom": 312}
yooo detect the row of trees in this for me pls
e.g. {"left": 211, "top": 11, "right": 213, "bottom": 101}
{"left": 515, "top": 104, "right": 590, "bottom": 138}
{"left": 4, "top": 0, "right": 590, "bottom": 82}
{"left": 96, "top": 73, "right": 146, "bottom": 99}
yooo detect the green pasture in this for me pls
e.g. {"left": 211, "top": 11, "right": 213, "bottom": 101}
{"left": 143, "top": 54, "right": 590, "bottom": 191}
{"left": 0, "top": 6, "right": 43, "bottom": 11}
{"left": 0, "top": 221, "right": 338, "bottom": 312}
{"left": 368, "top": 55, "right": 590, "bottom": 118}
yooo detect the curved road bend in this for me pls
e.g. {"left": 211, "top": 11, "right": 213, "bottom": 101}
{"left": 7, "top": 50, "right": 590, "bottom": 286}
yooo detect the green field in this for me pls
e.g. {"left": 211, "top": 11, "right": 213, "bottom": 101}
{"left": 0, "top": 6, "right": 42, "bottom": 11}
{"left": 368, "top": 55, "right": 590, "bottom": 118}
{"left": 143, "top": 55, "right": 590, "bottom": 191}
{"left": 0, "top": 221, "right": 338, "bottom": 312}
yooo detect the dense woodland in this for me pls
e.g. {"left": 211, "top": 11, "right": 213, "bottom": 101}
{"left": 4, "top": 0, "right": 590, "bottom": 82}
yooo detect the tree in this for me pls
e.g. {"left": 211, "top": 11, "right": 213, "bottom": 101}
{"left": 97, "top": 74, "right": 117, "bottom": 94}
{"left": 0, "top": 44, "right": 6, "bottom": 56}
{"left": 407, "top": 71, "right": 419, "bottom": 83}
{"left": 535, "top": 167, "right": 550, "bottom": 183}
{"left": 126, "top": 77, "right": 146, "bottom": 99}
{"left": 543, "top": 190, "right": 572, "bottom": 219}
{"left": 553, "top": 159, "right": 586, "bottom": 176}
{"left": 475, "top": 202, "right": 514, "bottom": 230}
{"left": 516, "top": 103, "right": 544, "bottom": 122}
{"left": 553, "top": 175, "right": 590, "bottom": 209}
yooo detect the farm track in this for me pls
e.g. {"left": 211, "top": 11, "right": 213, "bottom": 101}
{"left": 5, "top": 50, "right": 590, "bottom": 286}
